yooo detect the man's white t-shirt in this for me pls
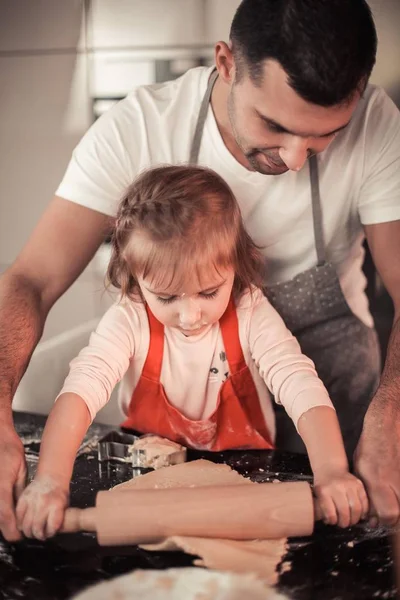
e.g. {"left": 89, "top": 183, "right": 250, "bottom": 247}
{"left": 56, "top": 66, "right": 400, "bottom": 327}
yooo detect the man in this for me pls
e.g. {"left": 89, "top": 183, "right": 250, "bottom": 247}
{"left": 1, "top": 0, "right": 399, "bottom": 541}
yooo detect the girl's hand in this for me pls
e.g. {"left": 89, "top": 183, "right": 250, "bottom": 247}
{"left": 16, "top": 475, "right": 69, "bottom": 540}
{"left": 313, "top": 470, "right": 369, "bottom": 528}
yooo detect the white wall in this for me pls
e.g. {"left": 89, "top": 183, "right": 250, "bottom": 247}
{"left": 90, "top": 0, "right": 206, "bottom": 48}
{"left": 369, "top": 0, "right": 400, "bottom": 105}
{"left": 0, "top": 0, "right": 100, "bottom": 340}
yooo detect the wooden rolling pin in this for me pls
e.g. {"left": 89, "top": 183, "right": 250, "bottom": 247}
{"left": 61, "top": 481, "right": 321, "bottom": 545}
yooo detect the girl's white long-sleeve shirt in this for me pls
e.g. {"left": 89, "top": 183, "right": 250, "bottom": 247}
{"left": 57, "top": 288, "right": 334, "bottom": 442}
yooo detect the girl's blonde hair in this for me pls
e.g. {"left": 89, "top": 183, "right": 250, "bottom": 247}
{"left": 107, "top": 165, "right": 265, "bottom": 299}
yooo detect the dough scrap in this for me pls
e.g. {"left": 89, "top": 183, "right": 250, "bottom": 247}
{"left": 71, "top": 566, "right": 290, "bottom": 600}
{"left": 130, "top": 435, "right": 185, "bottom": 469}
{"left": 112, "top": 459, "right": 287, "bottom": 584}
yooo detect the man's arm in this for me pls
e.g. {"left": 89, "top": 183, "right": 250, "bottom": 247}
{"left": 354, "top": 220, "right": 400, "bottom": 526}
{"left": 0, "top": 196, "right": 114, "bottom": 540}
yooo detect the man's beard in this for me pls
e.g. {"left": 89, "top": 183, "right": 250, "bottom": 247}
{"left": 245, "top": 149, "right": 289, "bottom": 175}
{"left": 227, "top": 93, "right": 288, "bottom": 176}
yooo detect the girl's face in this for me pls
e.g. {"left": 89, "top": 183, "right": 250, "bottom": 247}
{"left": 138, "top": 266, "right": 235, "bottom": 336}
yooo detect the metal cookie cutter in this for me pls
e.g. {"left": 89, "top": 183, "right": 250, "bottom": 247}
{"left": 97, "top": 431, "right": 187, "bottom": 470}
{"left": 97, "top": 431, "right": 139, "bottom": 464}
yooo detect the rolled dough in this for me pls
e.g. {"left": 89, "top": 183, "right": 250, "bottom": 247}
{"left": 112, "top": 459, "right": 252, "bottom": 491}
{"left": 112, "top": 459, "right": 287, "bottom": 584}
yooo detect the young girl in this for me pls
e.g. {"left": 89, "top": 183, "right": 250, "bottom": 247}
{"left": 16, "top": 165, "right": 368, "bottom": 540}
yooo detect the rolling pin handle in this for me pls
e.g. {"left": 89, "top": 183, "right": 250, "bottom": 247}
{"left": 313, "top": 496, "right": 323, "bottom": 521}
{"left": 60, "top": 507, "right": 97, "bottom": 534}
{"left": 60, "top": 508, "right": 82, "bottom": 533}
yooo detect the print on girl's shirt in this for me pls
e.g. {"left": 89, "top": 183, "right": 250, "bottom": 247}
{"left": 209, "top": 366, "right": 220, "bottom": 383}
{"left": 208, "top": 367, "right": 230, "bottom": 382}
{"left": 208, "top": 349, "right": 229, "bottom": 382}
{"left": 220, "top": 350, "right": 229, "bottom": 380}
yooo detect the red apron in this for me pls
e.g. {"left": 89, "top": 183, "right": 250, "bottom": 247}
{"left": 121, "top": 298, "right": 274, "bottom": 451}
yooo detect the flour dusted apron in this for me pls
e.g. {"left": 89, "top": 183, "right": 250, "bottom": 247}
{"left": 190, "top": 69, "right": 381, "bottom": 458}
{"left": 122, "top": 299, "right": 274, "bottom": 451}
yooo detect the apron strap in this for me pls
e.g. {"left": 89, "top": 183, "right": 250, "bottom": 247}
{"left": 142, "top": 304, "right": 164, "bottom": 381}
{"left": 219, "top": 297, "right": 247, "bottom": 374}
{"left": 309, "top": 155, "right": 326, "bottom": 266}
{"left": 189, "top": 68, "right": 219, "bottom": 165}
{"left": 190, "top": 70, "right": 327, "bottom": 267}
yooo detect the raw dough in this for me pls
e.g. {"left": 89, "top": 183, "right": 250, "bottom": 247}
{"left": 112, "top": 458, "right": 253, "bottom": 491}
{"left": 112, "top": 459, "right": 287, "bottom": 584}
{"left": 71, "top": 567, "right": 290, "bottom": 600}
{"left": 142, "top": 537, "right": 287, "bottom": 583}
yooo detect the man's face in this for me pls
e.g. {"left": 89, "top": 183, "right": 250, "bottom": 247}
{"left": 227, "top": 59, "right": 361, "bottom": 175}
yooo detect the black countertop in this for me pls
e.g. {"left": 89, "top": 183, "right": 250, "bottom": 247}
{"left": 0, "top": 412, "right": 396, "bottom": 600}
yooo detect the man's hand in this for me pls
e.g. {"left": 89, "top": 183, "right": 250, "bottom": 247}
{"left": 362, "top": 222, "right": 400, "bottom": 527}
{"left": 354, "top": 393, "right": 400, "bottom": 528}
{"left": 0, "top": 421, "right": 27, "bottom": 541}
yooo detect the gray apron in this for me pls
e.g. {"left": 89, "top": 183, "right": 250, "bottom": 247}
{"left": 190, "top": 70, "right": 381, "bottom": 459}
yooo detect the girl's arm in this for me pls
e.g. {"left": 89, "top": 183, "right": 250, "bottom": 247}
{"left": 297, "top": 406, "right": 348, "bottom": 475}
{"left": 36, "top": 393, "right": 91, "bottom": 486}
{"left": 16, "top": 302, "right": 139, "bottom": 540}
{"left": 16, "top": 393, "right": 91, "bottom": 540}
{"left": 297, "top": 405, "right": 368, "bottom": 527}
{"left": 246, "top": 291, "right": 368, "bottom": 527}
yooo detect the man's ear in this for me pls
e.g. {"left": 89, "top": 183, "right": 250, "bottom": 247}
{"left": 214, "top": 41, "right": 236, "bottom": 84}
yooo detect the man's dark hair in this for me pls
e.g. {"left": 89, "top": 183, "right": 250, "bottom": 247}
{"left": 230, "top": 0, "right": 377, "bottom": 106}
